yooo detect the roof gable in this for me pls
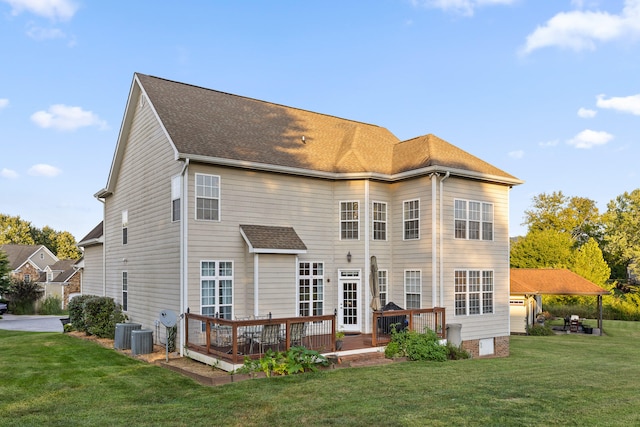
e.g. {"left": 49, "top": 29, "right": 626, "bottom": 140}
{"left": 0, "top": 244, "right": 58, "bottom": 271}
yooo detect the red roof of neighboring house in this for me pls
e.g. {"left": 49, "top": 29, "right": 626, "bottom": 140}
{"left": 510, "top": 268, "right": 609, "bottom": 296}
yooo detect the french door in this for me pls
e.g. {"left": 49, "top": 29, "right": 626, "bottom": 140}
{"left": 338, "top": 270, "right": 361, "bottom": 332}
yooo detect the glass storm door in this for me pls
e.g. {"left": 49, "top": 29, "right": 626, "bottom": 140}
{"left": 339, "top": 270, "right": 361, "bottom": 332}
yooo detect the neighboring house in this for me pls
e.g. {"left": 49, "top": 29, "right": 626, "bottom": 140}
{"left": 510, "top": 268, "right": 608, "bottom": 334}
{"left": 39, "top": 259, "right": 82, "bottom": 309}
{"left": 76, "top": 221, "right": 104, "bottom": 297}
{"left": 93, "top": 73, "right": 523, "bottom": 358}
{"left": 0, "top": 244, "right": 59, "bottom": 285}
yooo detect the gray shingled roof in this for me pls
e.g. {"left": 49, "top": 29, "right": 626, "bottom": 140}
{"left": 77, "top": 221, "right": 103, "bottom": 247}
{"left": 240, "top": 225, "right": 307, "bottom": 253}
{"left": 0, "top": 244, "right": 43, "bottom": 270}
{"left": 136, "top": 73, "right": 521, "bottom": 183}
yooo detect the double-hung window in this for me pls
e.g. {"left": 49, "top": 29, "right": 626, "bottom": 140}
{"left": 122, "top": 210, "right": 128, "bottom": 245}
{"left": 454, "top": 199, "right": 493, "bottom": 241}
{"left": 378, "top": 270, "right": 388, "bottom": 307}
{"left": 122, "top": 272, "right": 128, "bottom": 311}
{"left": 340, "top": 201, "right": 359, "bottom": 240}
{"left": 403, "top": 199, "right": 420, "bottom": 240}
{"left": 171, "top": 175, "right": 181, "bottom": 222}
{"left": 454, "top": 269, "right": 494, "bottom": 315}
{"left": 404, "top": 270, "right": 421, "bottom": 309}
{"left": 196, "top": 174, "right": 220, "bottom": 221}
{"left": 372, "top": 202, "right": 387, "bottom": 240}
{"left": 298, "top": 262, "right": 324, "bottom": 316}
{"left": 200, "top": 261, "right": 233, "bottom": 322}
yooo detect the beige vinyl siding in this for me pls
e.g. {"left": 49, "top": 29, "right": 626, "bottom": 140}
{"left": 80, "top": 245, "right": 103, "bottom": 296}
{"left": 368, "top": 181, "right": 393, "bottom": 305}
{"left": 186, "top": 165, "right": 337, "bottom": 317}
{"left": 441, "top": 177, "right": 511, "bottom": 339}
{"left": 103, "top": 96, "right": 182, "bottom": 332}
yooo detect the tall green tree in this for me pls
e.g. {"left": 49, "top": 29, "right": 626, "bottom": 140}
{"left": 602, "top": 189, "right": 640, "bottom": 281}
{"left": 0, "top": 214, "right": 81, "bottom": 260}
{"left": 0, "top": 249, "right": 11, "bottom": 297}
{"left": 523, "top": 191, "right": 602, "bottom": 246}
{"left": 510, "top": 229, "right": 574, "bottom": 269}
{"left": 573, "top": 238, "right": 611, "bottom": 286}
{"left": 55, "top": 231, "right": 82, "bottom": 260}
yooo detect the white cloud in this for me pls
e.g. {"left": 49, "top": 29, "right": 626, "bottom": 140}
{"left": 567, "top": 129, "right": 613, "bottom": 149}
{"left": 520, "top": 0, "right": 640, "bottom": 55}
{"left": 577, "top": 107, "right": 597, "bottom": 118}
{"left": 0, "top": 98, "right": 8, "bottom": 109}
{"left": 28, "top": 163, "right": 61, "bottom": 177}
{"left": 596, "top": 93, "right": 640, "bottom": 115}
{"left": 508, "top": 150, "right": 524, "bottom": 159}
{"left": 1, "top": 168, "right": 19, "bottom": 179}
{"left": 538, "top": 139, "right": 560, "bottom": 147}
{"left": 1, "top": 0, "right": 79, "bottom": 21}
{"left": 26, "top": 23, "right": 66, "bottom": 40}
{"left": 410, "top": 0, "right": 516, "bottom": 16}
{"left": 31, "top": 104, "right": 108, "bottom": 131}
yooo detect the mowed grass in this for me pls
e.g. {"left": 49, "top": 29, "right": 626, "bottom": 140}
{"left": 2, "top": 321, "right": 640, "bottom": 426}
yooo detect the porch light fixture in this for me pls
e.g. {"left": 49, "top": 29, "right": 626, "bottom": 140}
{"left": 347, "top": 251, "right": 352, "bottom": 263}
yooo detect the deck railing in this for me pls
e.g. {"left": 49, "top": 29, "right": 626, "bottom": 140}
{"left": 184, "top": 313, "right": 337, "bottom": 364}
{"left": 371, "top": 307, "right": 446, "bottom": 346}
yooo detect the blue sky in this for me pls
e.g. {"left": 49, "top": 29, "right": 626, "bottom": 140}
{"left": 1, "top": 0, "right": 639, "bottom": 240}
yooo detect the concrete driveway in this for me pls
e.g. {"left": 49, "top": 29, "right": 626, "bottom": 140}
{"left": 0, "top": 314, "right": 65, "bottom": 332}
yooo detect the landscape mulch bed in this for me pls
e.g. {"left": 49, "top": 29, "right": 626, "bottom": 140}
{"left": 67, "top": 331, "right": 395, "bottom": 386}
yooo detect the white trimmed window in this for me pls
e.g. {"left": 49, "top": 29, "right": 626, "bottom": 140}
{"left": 454, "top": 269, "right": 494, "bottom": 316}
{"left": 122, "top": 210, "right": 128, "bottom": 245}
{"left": 404, "top": 270, "right": 421, "bottom": 309}
{"left": 372, "top": 202, "right": 387, "bottom": 241}
{"left": 171, "top": 175, "right": 181, "bottom": 222}
{"left": 403, "top": 199, "right": 420, "bottom": 240}
{"left": 196, "top": 174, "right": 220, "bottom": 221}
{"left": 340, "top": 201, "right": 359, "bottom": 240}
{"left": 378, "top": 269, "right": 388, "bottom": 307}
{"left": 298, "top": 262, "right": 324, "bottom": 316}
{"left": 201, "top": 261, "right": 233, "bottom": 321}
{"left": 122, "top": 271, "right": 128, "bottom": 311}
{"left": 454, "top": 199, "right": 493, "bottom": 241}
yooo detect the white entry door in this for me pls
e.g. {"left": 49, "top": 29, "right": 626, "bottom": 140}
{"left": 338, "top": 270, "right": 361, "bottom": 332}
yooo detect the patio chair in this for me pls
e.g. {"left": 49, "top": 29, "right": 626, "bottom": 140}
{"left": 255, "top": 323, "right": 281, "bottom": 354}
{"left": 290, "top": 322, "right": 307, "bottom": 347}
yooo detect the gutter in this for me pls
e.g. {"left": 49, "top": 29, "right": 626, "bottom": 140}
{"left": 179, "top": 158, "right": 189, "bottom": 356}
{"left": 439, "top": 171, "right": 449, "bottom": 307}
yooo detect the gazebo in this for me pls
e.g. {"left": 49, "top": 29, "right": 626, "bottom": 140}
{"left": 510, "top": 268, "right": 609, "bottom": 335}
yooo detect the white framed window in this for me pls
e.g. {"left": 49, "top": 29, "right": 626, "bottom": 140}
{"left": 122, "top": 271, "right": 128, "bottom": 311}
{"left": 196, "top": 173, "right": 220, "bottom": 221}
{"left": 454, "top": 199, "right": 493, "bottom": 241}
{"left": 372, "top": 201, "right": 387, "bottom": 241}
{"left": 378, "top": 269, "right": 388, "bottom": 307}
{"left": 404, "top": 270, "right": 421, "bottom": 309}
{"left": 340, "top": 201, "right": 359, "bottom": 240}
{"left": 122, "top": 210, "right": 128, "bottom": 245}
{"left": 298, "top": 262, "right": 324, "bottom": 316}
{"left": 403, "top": 199, "right": 420, "bottom": 240}
{"left": 24, "top": 274, "right": 31, "bottom": 283}
{"left": 455, "top": 269, "right": 494, "bottom": 316}
{"left": 200, "top": 261, "right": 233, "bottom": 322}
{"left": 171, "top": 175, "right": 181, "bottom": 222}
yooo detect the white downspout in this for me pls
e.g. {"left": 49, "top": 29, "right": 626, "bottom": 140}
{"left": 431, "top": 173, "right": 438, "bottom": 308}
{"left": 253, "top": 253, "right": 260, "bottom": 317}
{"left": 364, "top": 180, "right": 370, "bottom": 333}
{"left": 98, "top": 197, "right": 106, "bottom": 297}
{"left": 179, "top": 159, "right": 189, "bottom": 356}
{"left": 439, "top": 172, "right": 450, "bottom": 307}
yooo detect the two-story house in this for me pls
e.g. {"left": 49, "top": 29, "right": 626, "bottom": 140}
{"left": 94, "top": 73, "right": 522, "bottom": 360}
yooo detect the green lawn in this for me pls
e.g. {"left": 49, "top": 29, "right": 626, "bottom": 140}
{"left": 2, "top": 321, "right": 640, "bottom": 426}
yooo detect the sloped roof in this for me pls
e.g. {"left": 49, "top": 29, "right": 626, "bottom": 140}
{"left": 51, "top": 259, "right": 78, "bottom": 283}
{"left": 0, "top": 244, "right": 44, "bottom": 270}
{"left": 510, "top": 269, "right": 609, "bottom": 296}
{"left": 132, "top": 73, "right": 521, "bottom": 184}
{"left": 240, "top": 225, "right": 307, "bottom": 254}
{"left": 77, "top": 221, "right": 103, "bottom": 247}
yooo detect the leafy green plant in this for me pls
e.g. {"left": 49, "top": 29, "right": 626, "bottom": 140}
{"left": 38, "top": 296, "right": 65, "bottom": 315}
{"left": 445, "top": 342, "right": 471, "bottom": 360}
{"left": 235, "top": 346, "right": 328, "bottom": 377}
{"left": 167, "top": 324, "right": 177, "bottom": 353}
{"left": 68, "top": 294, "right": 96, "bottom": 333}
{"left": 527, "top": 323, "right": 555, "bottom": 336}
{"left": 384, "top": 327, "right": 448, "bottom": 362}
{"left": 6, "top": 279, "right": 43, "bottom": 315}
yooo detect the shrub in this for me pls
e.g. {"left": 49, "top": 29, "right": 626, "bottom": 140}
{"left": 7, "top": 280, "right": 43, "bottom": 315}
{"left": 236, "top": 347, "right": 328, "bottom": 377}
{"left": 528, "top": 323, "right": 555, "bottom": 336}
{"left": 445, "top": 342, "right": 471, "bottom": 360}
{"left": 39, "top": 296, "right": 64, "bottom": 315}
{"left": 167, "top": 325, "right": 177, "bottom": 353}
{"left": 68, "top": 295, "right": 96, "bottom": 334}
{"left": 83, "top": 297, "right": 126, "bottom": 339}
{"left": 384, "top": 327, "right": 448, "bottom": 362}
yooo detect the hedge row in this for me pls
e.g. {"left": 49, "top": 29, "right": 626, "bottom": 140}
{"left": 68, "top": 295, "right": 126, "bottom": 339}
